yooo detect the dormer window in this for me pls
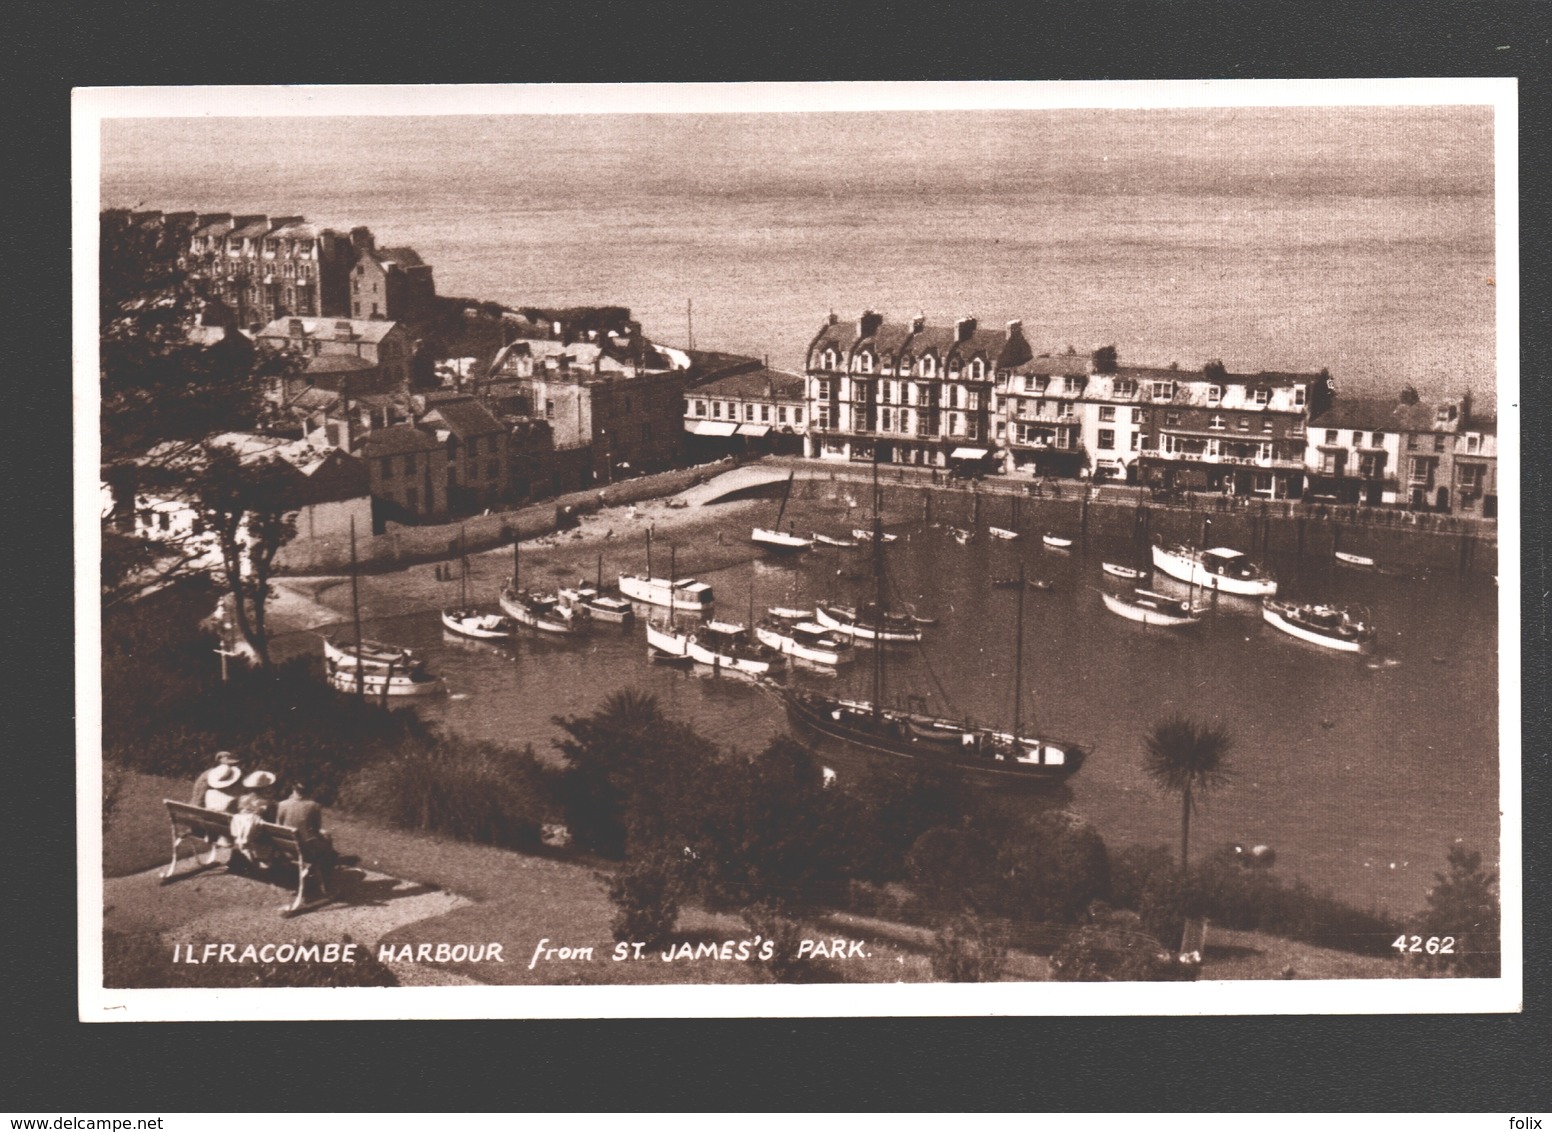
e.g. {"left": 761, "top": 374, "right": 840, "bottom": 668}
{"left": 922, "top": 356, "right": 936, "bottom": 378}
{"left": 1466, "top": 433, "right": 1481, "bottom": 453}
{"left": 1294, "top": 385, "right": 1306, "bottom": 406}
{"left": 1114, "top": 379, "right": 1137, "bottom": 397}
{"left": 970, "top": 358, "right": 985, "bottom": 379}
{"left": 1207, "top": 386, "right": 1222, "bottom": 404}
{"left": 1372, "top": 432, "right": 1385, "bottom": 447}
{"left": 821, "top": 348, "right": 837, "bottom": 370}
{"left": 1151, "top": 381, "right": 1175, "bottom": 400}
{"left": 1253, "top": 388, "right": 1269, "bottom": 406}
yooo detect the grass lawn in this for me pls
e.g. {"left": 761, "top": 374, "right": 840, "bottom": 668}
{"left": 103, "top": 770, "right": 1407, "bottom": 984}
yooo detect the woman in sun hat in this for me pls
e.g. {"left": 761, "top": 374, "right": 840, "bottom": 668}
{"left": 237, "top": 770, "right": 278, "bottom": 820}
{"left": 203, "top": 763, "right": 243, "bottom": 813}
{"left": 230, "top": 769, "right": 279, "bottom": 870}
{"left": 189, "top": 750, "right": 242, "bottom": 805}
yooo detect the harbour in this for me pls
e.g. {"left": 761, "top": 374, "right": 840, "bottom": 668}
{"left": 269, "top": 484, "right": 1498, "bottom": 915}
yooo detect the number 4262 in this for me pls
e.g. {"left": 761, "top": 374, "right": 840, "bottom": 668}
{"left": 1393, "top": 935, "right": 1455, "bottom": 955}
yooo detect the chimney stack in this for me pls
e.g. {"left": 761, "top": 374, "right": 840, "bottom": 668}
{"left": 858, "top": 310, "right": 883, "bottom": 340}
{"left": 911, "top": 311, "right": 926, "bottom": 334}
{"left": 956, "top": 316, "right": 977, "bottom": 343}
{"left": 827, "top": 311, "right": 838, "bottom": 325}
{"left": 1460, "top": 390, "right": 1473, "bottom": 428}
{"left": 350, "top": 226, "right": 376, "bottom": 253}
{"left": 1006, "top": 319, "right": 1023, "bottom": 336}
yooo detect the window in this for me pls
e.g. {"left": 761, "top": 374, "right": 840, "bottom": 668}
{"left": 1238, "top": 418, "right": 1251, "bottom": 432}
{"left": 1465, "top": 433, "right": 1481, "bottom": 453}
{"left": 545, "top": 400, "right": 555, "bottom": 420}
{"left": 1208, "top": 414, "right": 1225, "bottom": 430}
{"left": 1165, "top": 412, "right": 1181, "bottom": 426}
{"left": 880, "top": 407, "right": 894, "bottom": 432}
{"left": 793, "top": 409, "right": 803, "bottom": 424}
{"left": 1262, "top": 418, "right": 1274, "bottom": 433}
{"left": 1130, "top": 432, "right": 1140, "bottom": 451}
{"left": 1358, "top": 452, "right": 1385, "bottom": 479}
{"left": 1140, "top": 433, "right": 1156, "bottom": 451}
{"left": 922, "top": 356, "right": 936, "bottom": 377}
{"left": 1457, "top": 464, "right": 1485, "bottom": 490}
{"left": 880, "top": 381, "right": 892, "bottom": 405}
{"left": 1114, "top": 379, "right": 1137, "bottom": 397}
{"left": 1325, "top": 429, "right": 1339, "bottom": 444}
{"left": 1434, "top": 434, "right": 1445, "bottom": 452}
{"left": 1024, "top": 375, "right": 1045, "bottom": 394}
{"left": 815, "top": 405, "right": 831, "bottom": 429}
{"left": 1151, "top": 381, "right": 1175, "bottom": 400}
{"left": 968, "top": 391, "right": 980, "bottom": 411}
{"left": 1372, "top": 432, "right": 1385, "bottom": 447}
{"left": 1294, "top": 386, "right": 1306, "bottom": 406}
{"left": 967, "top": 418, "right": 979, "bottom": 440}
{"left": 760, "top": 404, "right": 770, "bottom": 422}
{"left": 1131, "top": 408, "right": 1142, "bottom": 423}
{"left": 1253, "top": 388, "right": 1269, "bottom": 406}
{"left": 1099, "top": 406, "right": 1116, "bottom": 422}
{"left": 1407, "top": 433, "right": 1418, "bottom": 450}
{"left": 822, "top": 349, "right": 837, "bottom": 370}
{"left": 746, "top": 403, "right": 758, "bottom": 421}
{"left": 1097, "top": 428, "right": 1115, "bottom": 450}
{"left": 778, "top": 406, "right": 788, "bottom": 423}
{"left": 970, "top": 358, "right": 985, "bottom": 379}
{"left": 815, "top": 379, "right": 830, "bottom": 400}
{"left": 1207, "top": 386, "right": 1222, "bottom": 404}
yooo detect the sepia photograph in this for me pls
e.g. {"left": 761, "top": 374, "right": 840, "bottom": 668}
{"left": 75, "top": 80, "right": 1520, "bottom": 1020}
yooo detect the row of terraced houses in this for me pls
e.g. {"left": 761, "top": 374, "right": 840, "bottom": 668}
{"left": 765, "top": 310, "right": 1496, "bottom": 517}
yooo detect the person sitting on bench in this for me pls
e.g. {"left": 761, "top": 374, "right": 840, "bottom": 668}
{"left": 276, "top": 781, "right": 339, "bottom": 892}
{"left": 191, "top": 750, "right": 242, "bottom": 806}
{"left": 228, "top": 770, "right": 278, "bottom": 872}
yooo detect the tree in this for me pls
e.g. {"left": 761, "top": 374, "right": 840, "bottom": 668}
{"left": 1203, "top": 359, "right": 1228, "bottom": 382}
{"left": 930, "top": 913, "right": 1009, "bottom": 982}
{"left": 1091, "top": 344, "right": 1118, "bottom": 374}
{"left": 1414, "top": 845, "right": 1499, "bottom": 977}
{"left": 1142, "top": 714, "right": 1234, "bottom": 872}
{"left": 998, "top": 809, "right": 1111, "bottom": 924}
{"left": 1309, "top": 368, "right": 1336, "bottom": 420}
{"left": 99, "top": 209, "right": 300, "bottom": 610}
{"left": 195, "top": 445, "right": 300, "bottom": 669}
{"left": 1398, "top": 384, "right": 1420, "bottom": 406}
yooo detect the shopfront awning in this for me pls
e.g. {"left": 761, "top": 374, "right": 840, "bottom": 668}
{"left": 685, "top": 420, "right": 739, "bottom": 436}
{"left": 949, "top": 447, "right": 990, "bottom": 460}
{"left": 736, "top": 424, "right": 771, "bottom": 437}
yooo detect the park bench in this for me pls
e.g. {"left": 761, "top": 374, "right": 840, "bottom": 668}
{"left": 160, "top": 799, "right": 333, "bottom": 917}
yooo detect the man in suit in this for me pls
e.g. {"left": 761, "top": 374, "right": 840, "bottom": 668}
{"left": 276, "top": 781, "right": 338, "bottom": 895}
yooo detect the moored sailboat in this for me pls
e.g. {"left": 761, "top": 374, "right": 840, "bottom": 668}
{"left": 752, "top": 472, "right": 813, "bottom": 554}
{"left": 755, "top": 618, "right": 854, "bottom": 667}
{"left": 442, "top": 529, "right": 515, "bottom": 640}
{"left": 327, "top": 517, "right": 445, "bottom": 697}
{"left": 619, "top": 528, "right": 715, "bottom": 611}
{"left": 500, "top": 536, "right": 588, "bottom": 635}
{"left": 1101, "top": 587, "right": 1208, "bottom": 628}
{"left": 780, "top": 457, "right": 1086, "bottom": 789}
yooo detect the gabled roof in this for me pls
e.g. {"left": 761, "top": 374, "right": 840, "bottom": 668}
{"left": 422, "top": 398, "right": 504, "bottom": 438}
{"left": 376, "top": 245, "right": 426, "bottom": 269}
{"left": 353, "top": 425, "right": 439, "bottom": 457}
{"left": 1310, "top": 399, "right": 1440, "bottom": 433}
{"left": 228, "top": 217, "right": 272, "bottom": 240}
{"left": 1010, "top": 351, "right": 1089, "bottom": 376}
{"left": 696, "top": 368, "right": 806, "bottom": 401}
{"left": 257, "top": 316, "right": 402, "bottom": 345}
{"left": 304, "top": 354, "right": 377, "bottom": 375}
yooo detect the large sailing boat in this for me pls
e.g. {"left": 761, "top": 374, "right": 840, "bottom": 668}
{"left": 780, "top": 454, "right": 1087, "bottom": 789}
{"left": 442, "top": 527, "right": 516, "bottom": 640}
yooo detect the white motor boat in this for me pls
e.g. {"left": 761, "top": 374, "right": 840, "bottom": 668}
{"left": 1262, "top": 599, "right": 1375, "bottom": 652}
{"left": 440, "top": 609, "right": 515, "bottom": 640}
{"left": 557, "top": 584, "right": 636, "bottom": 623}
{"left": 1151, "top": 544, "right": 1278, "bottom": 596}
{"left": 755, "top": 619, "right": 854, "bottom": 667}
{"left": 815, "top": 603, "right": 923, "bottom": 643}
{"left": 618, "top": 573, "right": 715, "bottom": 612}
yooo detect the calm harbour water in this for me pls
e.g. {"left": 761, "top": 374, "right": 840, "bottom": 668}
{"left": 107, "top": 105, "right": 1501, "bottom": 912}
{"left": 275, "top": 494, "right": 1497, "bottom": 915}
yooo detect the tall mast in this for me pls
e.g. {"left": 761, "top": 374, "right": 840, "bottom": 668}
{"left": 1013, "top": 558, "right": 1026, "bottom": 737}
{"left": 773, "top": 470, "right": 795, "bottom": 529}
{"left": 458, "top": 524, "right": 468, "bottom": 608}
{"left": 872, "top": 447, "right": 884, "bottom": 719}
{"left": 646, "top": 527, "right": 653, "bottom": 579}
{"left": 513, "top": 532, "right": 520, "bottom": 593}
{"left": 350, "top": 515, "right": 364, "bottom": 702}
{"left": 596, "top": 550, "right": 603, "bottom": 591}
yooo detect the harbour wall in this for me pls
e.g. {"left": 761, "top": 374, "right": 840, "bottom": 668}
{"left": 276, "top": 457, "right": 1498, "bottom": 580}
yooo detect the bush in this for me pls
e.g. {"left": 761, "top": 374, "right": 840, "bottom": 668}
{"left": 341, "top": 738, "right": 554, "bottom": 850}
{"left": 929, "top": 914, "right": 1010, "bottom": 982}
{"left": 905, "top": 825, "right": 1001, "bottom": 916}
{"left": 997, "top": 810, "right": 1111, "bottom": 924}
{"left": 741, "top": 903, "right": 838, "bottom": 984}
{"left": 1049, "top": 908, "right": 1195, "bottom": 982}
{"left": 103, "top": 930, "right": 398, "bottom": 988}
{"left": 606, "top": 852, "right": 683, "bottom": 946}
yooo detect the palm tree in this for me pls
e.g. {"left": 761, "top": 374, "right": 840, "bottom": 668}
{"left": 1142, "top": 714, "right": 1234, "bottom": 872}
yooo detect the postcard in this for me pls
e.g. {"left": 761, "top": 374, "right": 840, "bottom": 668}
{"left": 76, "top": 80, "right": 1520, "bottom": 1019}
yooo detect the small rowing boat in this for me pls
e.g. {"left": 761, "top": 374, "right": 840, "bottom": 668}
{"left": 1102, "top": 562, "right": 1144, "bottom": 580}
{"left": 813, "top": 532, "right": 858, "bottom": 548}
{"left": 988, "top": 526, "right": 1019, "bottom": 541}
{"left": 1334, "top": 551, "right": 1376, "bottom": 569}
{"left": 852, "top": 528, "right": 898, "bottom": 543}
{"left": 1042, "top": 534, "right": 1073, "bottom": 549}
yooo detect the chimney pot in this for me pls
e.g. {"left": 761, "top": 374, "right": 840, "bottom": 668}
{"left": 956, "top": 316, "right": 977, "bottom": 342}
